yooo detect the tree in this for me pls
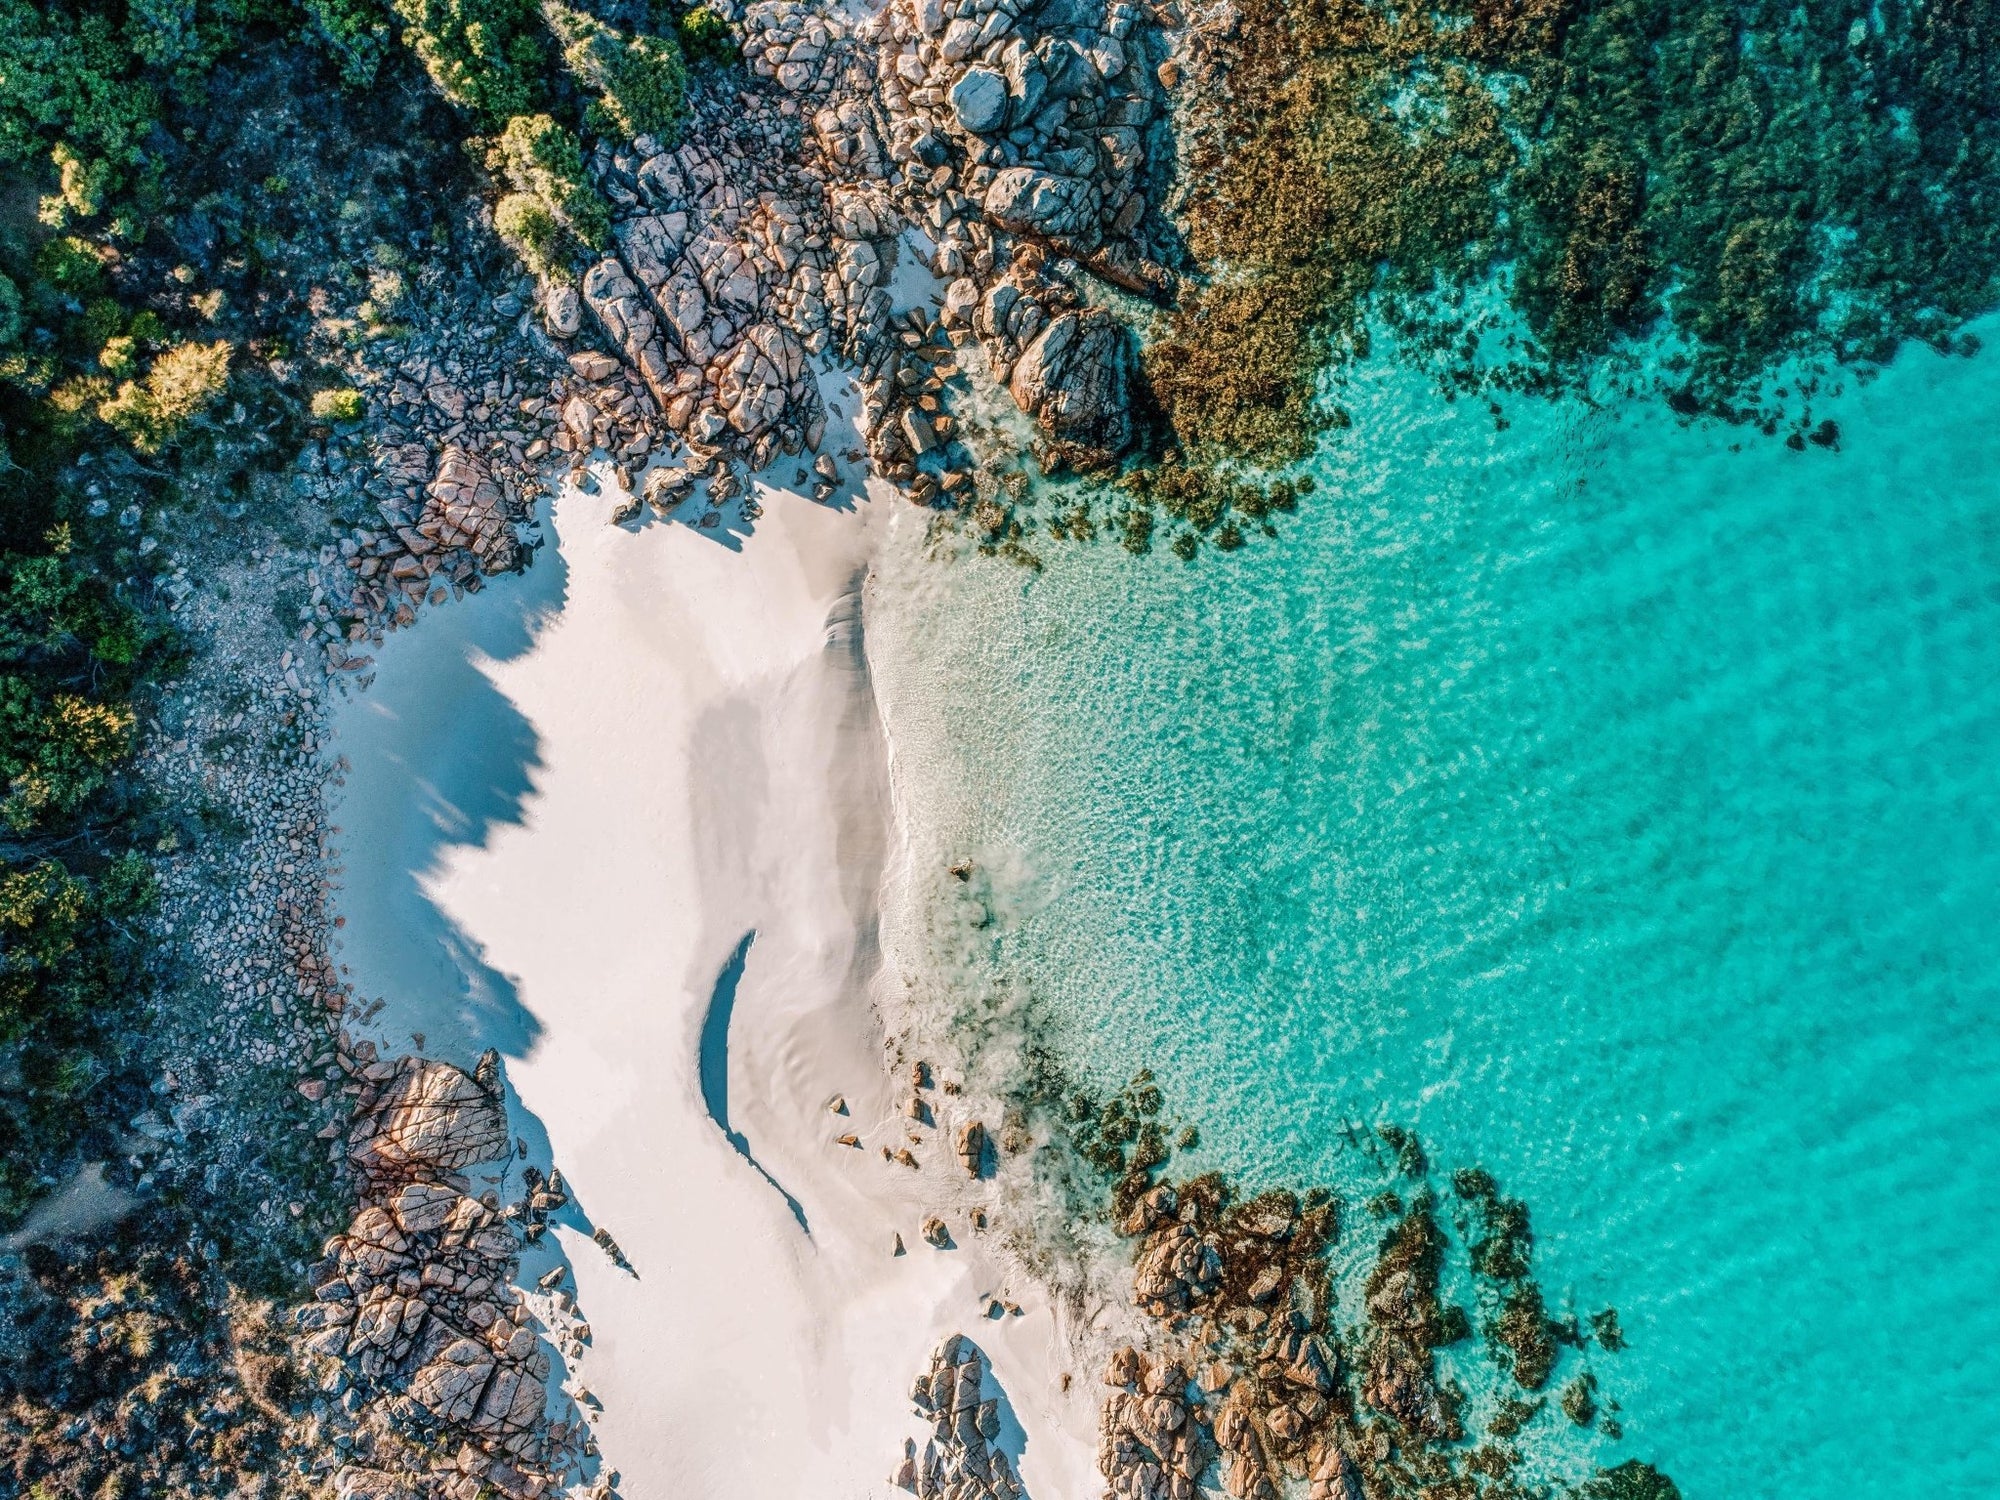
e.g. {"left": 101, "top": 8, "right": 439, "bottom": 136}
{"left": 390, "top": 0, "right": 547, "bottom": 123}
{"left": 488, "top": 112, "right": 608, "bottom": 280}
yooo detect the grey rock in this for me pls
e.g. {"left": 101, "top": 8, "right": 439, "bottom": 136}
{"left": 950, "top": 66, "right": 1010, "bottom": 135}
{"left": 542, "top": 284, "right": 583, "bottom": 338}
{"left": 982, "top": 168, "right": 1103, "bottom": 249}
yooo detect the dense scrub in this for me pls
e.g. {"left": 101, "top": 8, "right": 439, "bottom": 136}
{"left": 0, "top": 1227, "right": 311, "bottom": 1500}
{"left": 0, "top": 524, "right": 170, "bottom": 1221}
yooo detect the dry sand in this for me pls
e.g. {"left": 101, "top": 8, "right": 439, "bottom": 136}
{"left": 325, "top": 458, "right": 1118, "bottom": 1498}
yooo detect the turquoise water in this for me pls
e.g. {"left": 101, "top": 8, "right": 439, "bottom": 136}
{"left": 871, "top": 330, "right": 2000, "bottom": 1496}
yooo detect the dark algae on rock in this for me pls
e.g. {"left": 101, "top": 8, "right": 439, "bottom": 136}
{"left": 1041, "top": 1067, "right": 1669, "bottom": 1500}
{"left": 1102, "top": 0, "right": 2000, "bottom": 558}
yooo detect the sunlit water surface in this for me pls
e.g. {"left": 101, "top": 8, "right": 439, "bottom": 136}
{"left": 870, "top": 333, "right": 2000, "bottom": 1498}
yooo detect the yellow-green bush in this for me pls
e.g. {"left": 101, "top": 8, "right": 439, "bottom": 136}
{"left": 390, "top": 0, "right": 547, "bottom": 123}
{"left": 545, "top": 1, "right": 689, "bottom": 143}
{"left": 310, "top": 385, "right": 367, "bottom": 422}
{"left": 98, "top": 339, "right": 231, "bottom": 453}
{"left": 488, "top": 112, "right": 609, "bottom": 280}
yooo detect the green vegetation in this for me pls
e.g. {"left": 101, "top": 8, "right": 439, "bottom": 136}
{"left": 546, "top": 0, "right": 689, "bottom": 143}
{"left": 302, "top": 0, "right": 397, "bottom": 87}
{"left": 1, "top": 1240, "right": 311, "bottom": 1499}
{"left": 0, "top": 525, "right": 172, "bottom": 1220}
{"left": 98, "top": 339, "right": 232, "bottom": 453}
{"left": 0, "top": 0, "right": 730, "bottom": 1234}
{"left": 674, "top": 3, "right": 739, "bottom": 69}
{"left": 488, "top": 111, "right": 610, "bottom": 281}
{"left": 389, "top": 0, "right": 547, "bottom": 123}
{"left": 309, "top": 384, "right": 366, "bottom": 423}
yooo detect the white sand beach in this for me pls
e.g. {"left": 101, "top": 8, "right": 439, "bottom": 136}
{"left": 323, "top": 460, "right": 1120, "bottom": 1499}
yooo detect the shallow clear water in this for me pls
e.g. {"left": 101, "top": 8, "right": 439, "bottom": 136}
{"left": 870, "top": 331, "right": 2000, "bottom": 1497}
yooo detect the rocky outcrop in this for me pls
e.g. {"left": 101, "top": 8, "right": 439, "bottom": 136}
{"left": 417, "top": 446, "right": 521, "bottom": 576}
{"left": 984, "top": 168, "right": 1105, "bottom": 249}
{"left": 1112, "top": 1179, "right": 1359, "bottom": 1500}
{"left": 531, "top": 0, "right": 1184, "bottom": 523}
{"left": 1099, "top": 1347, "right": 1212, "bottom": 1500}
{"left": 892, "top": 1336, "right": 1025, "bottom": 1500}
{"left": 348, "top": 1053, "right": 509, "bottom": 1182}
{"left": 1008, "top": 307, "right": 1133, "bottom": 471}
{"left": 298, "top": 1048, "right": 578, "bottom": 1499}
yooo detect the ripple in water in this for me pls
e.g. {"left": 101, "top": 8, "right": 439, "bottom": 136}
{"left": 870, "top": 330, "right": 2000, "bottom": 1498}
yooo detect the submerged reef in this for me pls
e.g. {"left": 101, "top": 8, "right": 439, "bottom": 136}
{"left": 1032, "top": 1067, "right": 1663, "bottom": 1500}
{"left": 1109, "top": 0, "right": 2000, "bottom": 554}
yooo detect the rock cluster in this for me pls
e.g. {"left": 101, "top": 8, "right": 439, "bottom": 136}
{"left": 1113, "top": 1179, "right": 1375, "bottom": 1500}
{"left": 1098, "top": 1345, "right": 1212, "bottom": 1500}
{"left": 893, "top": 1336, "right": 1026, "bottom": 1500}
{"left": 1106, "top": 1168, "right": 1539, "bottom": 1500}
{"left": 298, "top": 1054, "right": 574, "bottom": 1500}
{"left": 304, "top": 318, "right": 556, "bottom": 659}
{"left": 544, "top": 0, "right": 1184, "bottom": 521}
{"left": 347, "top": 1054, "right": 510, "bottom": 1183}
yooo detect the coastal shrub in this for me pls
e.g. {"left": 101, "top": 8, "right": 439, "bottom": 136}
{"left": 310, "top": 385, "right": 366, "bottom": 422}
{"left": 35, "top": 236, "right": 109, "bottom": 296}
{"left": 0, "top": 690, "right": 136, "bottom": 833}
{"left": 674, "top": 4, "right": 739, "bottom": 69}
{"left": 0, "top": 274, "right": 20, "bottom": 349}
{"left": 98, "top": 339, "right": 232, "bottom": 453}
{"left": 0, "top": 531, "right": 164, "bottom": 1221}
{"left": 302, "top": 0, "right": 398, "bottom": 86}
{"left": 494, "top": 192, "right": 567, "bottom": 280}
{"left": 40, "top": 141, "right": 116, "bottom": 227}
{"left": 488, "top": 112, "right": 609, "bottom": 279}
{"left": 0, "top": 0, "right": 163, "bottom": 174}
{"left": 390, "top": 0, "right": 547, "bottom": 122}
{"left": 544, "top": 0, "right": 689, "bottom": 144}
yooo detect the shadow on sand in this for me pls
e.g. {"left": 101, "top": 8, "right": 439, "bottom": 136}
{"left": 698, "top": 929, "right": 812, "bottom": 1233}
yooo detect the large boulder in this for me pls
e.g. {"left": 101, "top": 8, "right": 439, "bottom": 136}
{"left": 949, "top": 67, "right": 1009, "bottom": 134}
{"left": 407, "top": 1338, "right": 495, "bottom": 1426}
{"left": 419, "top": 446, "right": 517, "bottom": 573}
{"left": 581, "top": 257, "right": 678, "bottom": 400}
{"left": 351, "top": 1054, "right": 508, "bottom": 1179}
{"left": 982, "top": 168, "right": 1103, "bottom": 250}
{"left": 1007, "top": 308, "right": 1132, "bottom": 472}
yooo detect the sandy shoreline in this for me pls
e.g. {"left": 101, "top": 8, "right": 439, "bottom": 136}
{"left": 323, "top": 460, "right": 1119, "bottom": 1498}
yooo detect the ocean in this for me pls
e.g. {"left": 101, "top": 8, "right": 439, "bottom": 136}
{"left": 868, "top": 327, "right": 2000, "bottom": 1497}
